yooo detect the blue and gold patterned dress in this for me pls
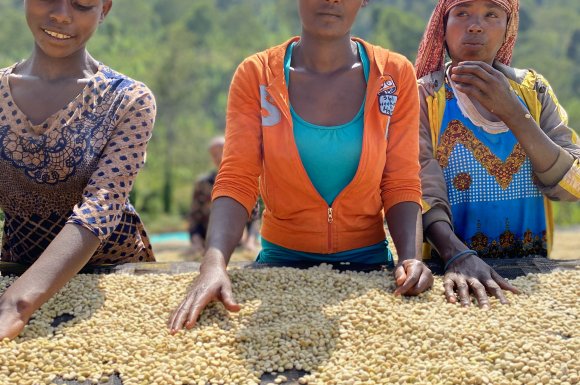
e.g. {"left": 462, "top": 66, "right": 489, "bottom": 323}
{"left": 437, "top": 83, "right": 546, "bottom": 258}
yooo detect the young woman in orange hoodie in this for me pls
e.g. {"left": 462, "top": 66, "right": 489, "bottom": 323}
{"left": 170, "top": 0, "right": 433, "bottom": 332}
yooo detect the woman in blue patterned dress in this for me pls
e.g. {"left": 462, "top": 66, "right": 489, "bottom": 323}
{"left": 416, "top": 0, "right": 580, "bottom": 308}
{"left": 0, "top": 0, "right": 156, "bottom": 339}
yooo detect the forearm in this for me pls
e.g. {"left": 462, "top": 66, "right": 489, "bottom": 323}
{"left": 424, "top": 221, "right": 469, "bottom": 263}
{"left": 385, "top": 202, "right": 422, "bottom": 261}
{"left": 201, "top": 197, "right": 250, "bottom": 272}
{"left": 0, "top": 224, "right": 100, "bottom": 320}
{"left": 502, "top": 107, "right": 561, "bottom": 174}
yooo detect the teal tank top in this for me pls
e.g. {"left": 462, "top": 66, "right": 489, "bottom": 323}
{"left": 286, "top": 41, "right": 368, "bottom": 205}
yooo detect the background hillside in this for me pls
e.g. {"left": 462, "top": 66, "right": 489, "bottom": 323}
{"left": 0, "top": 0, "right": 578, "bottom": 231}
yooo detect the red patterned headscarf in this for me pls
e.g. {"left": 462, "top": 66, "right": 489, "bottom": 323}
{"left": 415, "top": 0, "right": 519, "bottom": 79}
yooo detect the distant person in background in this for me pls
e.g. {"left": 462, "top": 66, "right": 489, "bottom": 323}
{"left": 416, "top": 0, "right": 580, "bottom": 307}
{"left": 170, "top": 0, "right": 434, "bottom": 333}
{"left": 0, "top": 0, "right": 156, "bottom": 340}
{"left": 188, "top": 136, "right": 260, "bottom": 255}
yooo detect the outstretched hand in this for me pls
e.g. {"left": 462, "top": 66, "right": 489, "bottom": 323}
{"left": 168, "top": 266, "right": 240, "bottom": 334}
{"left": 0, "top": 297, "right": 29, "bottom": 340}
{"left": 444, "top": 254, "right": 520, "bottom": 308}
{"left": 394, "top": 259, "right": 434, "bottom": 296}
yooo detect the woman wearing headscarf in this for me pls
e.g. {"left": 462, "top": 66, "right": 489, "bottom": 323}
{"left": 416, "top": 0, "right": 580, "bottom": 307}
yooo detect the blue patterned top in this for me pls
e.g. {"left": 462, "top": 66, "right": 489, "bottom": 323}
{"left": 437, "top": 84, "right": 547, "bottom": 258}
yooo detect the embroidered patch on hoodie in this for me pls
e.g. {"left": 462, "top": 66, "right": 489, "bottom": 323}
{"left": 378, "top": 75, "right": 398, "bottom": 116}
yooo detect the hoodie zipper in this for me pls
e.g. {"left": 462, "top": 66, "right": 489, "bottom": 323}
{"left": 327, "top": 207, "right": 334, "bottom": 251}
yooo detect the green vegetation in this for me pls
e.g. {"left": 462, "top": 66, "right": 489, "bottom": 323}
{"left": 0, "top": 0, "right": 578, "bottom": 230}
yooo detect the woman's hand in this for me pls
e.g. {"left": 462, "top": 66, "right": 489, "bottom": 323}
{"left": 0, "top": 313, "right": 27, "bottom": 341}
{"left": 393, "top": 259, "right": 434, "bottom": 296}
{"left": 0, "top": 224, "right": 101, "bottom": 341}
{"left": 444, "top": 254, "right": 520, "bottom": 308}
{"left": 450, "top": 61, "right": 523, "bottom": 120}
{"left": 0, "top": 296, "right": 31, "bottom": 340}
{"left": 170, "top": 198, "right": 250, "bottom": 334}
{"left": 168, "top": 265, "right": 240, "bottom": 334}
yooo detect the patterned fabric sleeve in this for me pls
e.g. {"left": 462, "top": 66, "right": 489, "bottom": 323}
{"left": 532, "top": 74, "right": 580, "bottom": 201}
{"left": 67, "top": 83, "right": 156, "bottom": 241}
{"left": 417, "top": 79, "right": 454, "bottom": 231}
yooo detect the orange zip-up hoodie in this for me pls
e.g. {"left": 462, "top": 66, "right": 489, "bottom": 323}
{"left": 213, "top": 38, "right": 422, "bottom": 254}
